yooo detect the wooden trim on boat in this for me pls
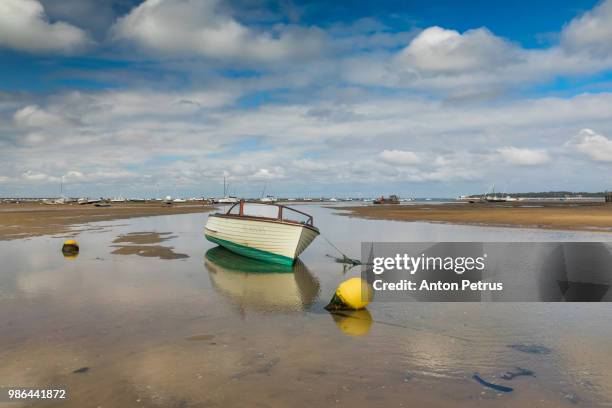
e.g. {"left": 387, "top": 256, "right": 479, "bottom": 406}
{"left": 209, "top": 213, "right": 320, "bottom": 234}
{"left": 210, "top": 213, "right": 320, "bottom": 233}
{"left": 216, "top": 200, "right": 319, "bottom": 232}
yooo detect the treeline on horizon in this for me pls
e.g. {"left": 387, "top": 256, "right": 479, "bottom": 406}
{"left": 468, "top": 191, "right": 610, "bottom": 198}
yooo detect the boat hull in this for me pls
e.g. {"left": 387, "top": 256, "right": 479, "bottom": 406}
{"left": 205, "top": 215, "right": 319, "bottom": 265}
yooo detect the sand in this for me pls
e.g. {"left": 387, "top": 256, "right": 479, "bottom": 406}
{"left": 110, "top": 231, "right": 188, "bottom": 259}
{"left": 0, "top": 202, "right": 216, "bottom": 240}
{"left": 335, "top": 202, "right": 612, "bottom": 232}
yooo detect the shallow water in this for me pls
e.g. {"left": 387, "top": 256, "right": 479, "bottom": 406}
{"left": 1, "top": 205, "right": 611, "bottom": 407}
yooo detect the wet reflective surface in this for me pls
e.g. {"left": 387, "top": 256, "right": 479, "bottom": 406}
{"left": 1, "top": 205, "right": 612, "bottom": 407}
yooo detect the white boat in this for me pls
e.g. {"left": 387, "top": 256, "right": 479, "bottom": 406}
{"left": 43, "top": 197, "right": 67, "bottom": 205}
{"left": 216, "top": 196, "right": 239, "bottom": 203}
{"left": 205, "top": 201, "right": 319, "bottom": 265}
{"left": 173, "top": 198, "right": 187, "bottom": 203}
{"left": 78, "top": 197, "right": 102, "bottom": 205}
{"left": 215, "top": 176, "right": 239, "bottom": 204}
{"left": 260, "top": 195, "right": 277, "bottom": 203}
{"left": 110, "top": 197, "right": 126, "bottom": 202}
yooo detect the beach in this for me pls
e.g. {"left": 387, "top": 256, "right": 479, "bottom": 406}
{"left": 0, "top": 202, "right": 215, "bottom": 240}
{"left": 335, "top": 202, "right": 612, "bottom": 232}
{"left": 1, "top": 206, "right": 611, "bottom": 407}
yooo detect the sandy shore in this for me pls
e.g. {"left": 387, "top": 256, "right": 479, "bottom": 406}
{"left": 0, "top": 202, "right": 216, "bottom": 240}
{"left": 335, "top": 202, "right": 612, "bottom": 232}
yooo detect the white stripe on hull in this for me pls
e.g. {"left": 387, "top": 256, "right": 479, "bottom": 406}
{"left": 205, "top": 215, "right": 319, "bottom": 259}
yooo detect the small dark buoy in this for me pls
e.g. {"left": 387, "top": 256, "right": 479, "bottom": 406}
{"left": 73, "top": 367, "right": 89, "bottom": 374}
{"left": 62, "top": 239, "right": 79, "bottom": 258}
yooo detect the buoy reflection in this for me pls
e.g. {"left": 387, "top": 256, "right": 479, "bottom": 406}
{"left": 330, "top": 309, "right": 373, "bottom": 337}
{"left": 204, "top": 247, "right": 320, "bottom": 312}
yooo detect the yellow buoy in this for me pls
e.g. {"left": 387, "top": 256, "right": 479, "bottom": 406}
{"left": 331, "top": 309, "right": 373, "bottom": 336}
{"left": 62, "top": 239, "right": 79, "bottom": 257}
{"left": 325, "top": 277, "right": 372, "bottom": 310}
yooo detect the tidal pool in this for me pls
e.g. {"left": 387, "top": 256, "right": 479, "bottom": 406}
{"left": 1, "top": 205, "right": 611, "bottom": 407}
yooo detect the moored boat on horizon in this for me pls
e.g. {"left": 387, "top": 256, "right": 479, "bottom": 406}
{"left": 373, "top": 194, "right": 400, "bottom": 204}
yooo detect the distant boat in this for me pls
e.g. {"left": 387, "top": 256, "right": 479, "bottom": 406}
{"left": 43, "top": 177, "right": 69, "bottom": 204}
{"left": 43, "top": 198, "right": 66, "bottom": 205}
{"left": 457, "top": 195, "right": 483, "bottom": 203}
{"left": 173, "top": 198, "right": 187, "bottom": 203}
{"left": 215, "top": 176, "right": 239, "bottom": 203}
{"left": 78, "top": 197, "right": 102, "bottom": 205}
{"left": 484, "top": 185, "right": 516, "bottom": 203}
{"left": 373, "top": 195, "right": 400, "bottom": 204}
{"left": 258, "top": 182, "right": 277, "bottom": 203}
{"left": 329, "top": 197, "right": 338, "bottom": 202}
{"left": 110, "top": 197, "right": 126, "bottom": 203}
{"left": 260, "top": 195, "right": 277, "bottom": 203}
{"left": 205, "top": 201, "right": 319, "bottom": 265}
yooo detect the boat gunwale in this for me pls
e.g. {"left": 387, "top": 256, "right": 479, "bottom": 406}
{"left": 208, "top": 213, "right": 320, "bottom": 234}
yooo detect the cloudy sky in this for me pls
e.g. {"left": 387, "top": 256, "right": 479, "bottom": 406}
{"left": 1, "top": 0, "right": 612, "bottom": 198}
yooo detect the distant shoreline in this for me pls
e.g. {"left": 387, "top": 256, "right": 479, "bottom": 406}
{"left": 333, "top": 202, "right": 612, "bottom": 233}
{"left": 0, "top": 202, "right": 216, "bottom": 241}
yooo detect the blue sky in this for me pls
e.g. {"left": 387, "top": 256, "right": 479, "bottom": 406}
{"left": 1, "top": 0, "right": 612, "bottom": 198}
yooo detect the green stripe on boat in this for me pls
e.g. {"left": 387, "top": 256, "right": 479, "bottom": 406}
{"left": 205, "top": 234, "right": 294, "bottom": 265}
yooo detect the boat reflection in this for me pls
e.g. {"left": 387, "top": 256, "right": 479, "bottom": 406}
{"left": 204, "top": 247, "right": 320, "bottom": 312}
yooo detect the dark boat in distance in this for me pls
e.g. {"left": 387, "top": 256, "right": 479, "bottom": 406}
{"left": 373, "top": 195, "right": 400, "bottom": 204}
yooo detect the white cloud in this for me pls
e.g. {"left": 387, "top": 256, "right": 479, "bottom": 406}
{"left": 14, "top": 105, "right": 69, "bottom": 128}
{"left": 0, "top": 0, "right": 89, "bottom": 54}
{"left": 22, "top": 170, "right": 50, "bottom": 181}
{"left": 84, "top": 89, "right": 239, "bottom": 118}
{"left": 293, "top": 159, "right": 329, "bottom": 172}
{"left": 566, "top": 128, "right": 612, "bottom": 162}
{"left": 379, "top": 150, "right": 422, "bottom": 166}
{"left": 497, "top": 147, "right": 551, "bottom": 166}
{"left": 343, "top": 0, "right": 612, "bottom": 95}
{"left": 111, "top": 0, "right": 325, "bottom": 62}
{"left": 562, "top": 0, "right": 612, "bottom": 57}
{"left": 250, "top": 167, "right": 285, "bottom": 180}
{"left": 4, "top": 87, "right": 612, "bottom": 195}
{"left": 397, "top": 26, "right": 522, "bottom": 73}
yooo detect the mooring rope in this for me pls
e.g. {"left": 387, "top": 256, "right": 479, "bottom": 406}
{"left": 321, "top": 233, "right": 361, "bottom": 265}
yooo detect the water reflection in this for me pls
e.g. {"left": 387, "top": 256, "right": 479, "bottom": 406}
{"left": 204, "top": 247, "right": 320, "bottom": 312}
{"left": 329, "top": 309, "right": 373, "bottom": 337}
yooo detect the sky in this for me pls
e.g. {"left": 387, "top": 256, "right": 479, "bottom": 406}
{"left": 1, "top": 0, "right": 612, "bottom": 198}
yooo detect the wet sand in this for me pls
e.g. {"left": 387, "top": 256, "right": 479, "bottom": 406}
{"left": 336, "top": 202, "right": 612, "bottom": 232}
{"left": 110, "top": 232, "right": 189, "bottom": 260}
{"left": 1, "top": 208, "right": 612, "bottom": 407}
{"left": 0, "top": 202, "right": 215, "bottom": 241}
